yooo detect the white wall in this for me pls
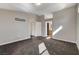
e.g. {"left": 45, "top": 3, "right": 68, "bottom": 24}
{"left": 0, "top": 9, "right": 37, "bottom": 45}
{"left": 76, "top": 13, "right": 79, "bottom": 49}
{"left": 53, "top": 6, "right": 77, "bottom": 43}
{"left": 41, "top": 20, "right": 46, "bottom": 37}
{"left": 76, "top": 5, "right": 79, "bottom": 49}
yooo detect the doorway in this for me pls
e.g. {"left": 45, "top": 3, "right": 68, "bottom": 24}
{"left": 45, "top": 20, "right": 53, "bottom": 38}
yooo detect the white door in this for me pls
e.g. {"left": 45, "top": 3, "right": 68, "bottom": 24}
{"left": 35, "top": 22, "right": 41, "bottom": 36}
{"left": 31, "top": 22, "right": 35, "bottom": 36}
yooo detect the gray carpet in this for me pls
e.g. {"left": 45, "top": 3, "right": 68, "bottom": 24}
{"left": 0, "top": 36, "right": 78, "bottom": 55}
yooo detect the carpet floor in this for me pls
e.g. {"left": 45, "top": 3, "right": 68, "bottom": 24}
{"left": 0, "top": 36, "right": 78, "bottom": 55}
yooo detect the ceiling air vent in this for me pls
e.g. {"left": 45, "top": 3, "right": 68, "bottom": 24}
{"left": 15, "top": 18, "right": 26, "bottom": 22}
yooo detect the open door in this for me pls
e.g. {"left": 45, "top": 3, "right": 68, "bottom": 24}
{"left": 45, "top": 21, "right": 52, "bottom": 38}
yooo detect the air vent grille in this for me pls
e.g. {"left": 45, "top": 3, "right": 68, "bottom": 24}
{"left": 15, "top": 18, "right": 25, "bottom": 22}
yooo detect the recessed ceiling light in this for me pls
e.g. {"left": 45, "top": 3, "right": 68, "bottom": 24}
{"left": 35, "top": 3, "right": 41, "bottom": 5}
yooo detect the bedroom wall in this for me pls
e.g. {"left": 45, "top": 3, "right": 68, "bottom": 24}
{"left": 0, "top": 9, "right": 37, "bottom": 45}
{"left": 53, "top": 6, "right": 77, "bottom": 43}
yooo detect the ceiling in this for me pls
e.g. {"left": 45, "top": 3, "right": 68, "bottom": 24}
{"left": 0, "top": 3, "right": 76, "bottom": 15}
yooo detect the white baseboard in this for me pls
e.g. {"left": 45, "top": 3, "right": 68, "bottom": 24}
{"left": 52, "top": 37, "right": 76, "bottom": 43}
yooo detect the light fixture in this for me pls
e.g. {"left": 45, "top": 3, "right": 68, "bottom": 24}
{"left": 35, "top": 3, "right": 41, "bottom": 5}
